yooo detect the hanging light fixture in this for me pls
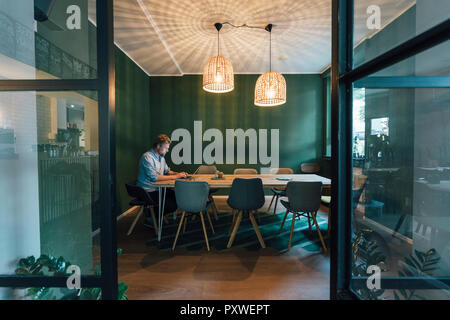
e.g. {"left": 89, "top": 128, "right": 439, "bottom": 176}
{"left": 254, "top": 24, "right": 286, "bottom": 107}
{"left": 202, "top": 23, "right": 234, "bottom": 93}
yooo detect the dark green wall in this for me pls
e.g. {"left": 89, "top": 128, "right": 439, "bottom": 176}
{"left": 115, "top": 48, "right": 151, "bottom": 214}
{"left": 149, "top": 74, "right": 324, "bottom": 176}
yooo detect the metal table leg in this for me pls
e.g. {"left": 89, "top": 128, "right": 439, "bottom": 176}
{"left": 158, "top": 186, "right": 167, "bottom": 242}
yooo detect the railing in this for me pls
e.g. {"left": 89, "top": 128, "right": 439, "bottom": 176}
{"left": 38, "top": 155, "right": 99, "bottom": 225}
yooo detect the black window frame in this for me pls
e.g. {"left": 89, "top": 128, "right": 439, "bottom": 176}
{"left": 322, "top": 69, "right": 332, "bottom": 159}
{"left": 0, "top": 0, "right": 118, "bottom": 300}
{"left": 330, "top": 0, "right": 450, "bottom": 299}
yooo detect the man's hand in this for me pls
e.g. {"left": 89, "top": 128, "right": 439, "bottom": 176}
{"left": 175, "top": 172, "right": 188, "bottom": 179}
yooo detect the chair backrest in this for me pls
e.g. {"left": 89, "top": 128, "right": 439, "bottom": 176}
{"left": 227, "top": 178, "right": 265, "bottom": 210}
{"left": 174, "top": 180, "right": 210, "bottom": 213}
{"left": 270, "top": 168, "right": 294, "bottom": 174}
{"left": 301, "top": 162, "right": 320, "bottom": 174}
{"left": 125, "top": 180, "right": 154, "bottom": 205}
{"left": 234, "top": 168, "right": 258, "bottom": 175}
{"left": 286, "top": 181, "right": 323, "bottom": 213}
{"left": 196, "top": 165, "right": 218, "bottom": 174}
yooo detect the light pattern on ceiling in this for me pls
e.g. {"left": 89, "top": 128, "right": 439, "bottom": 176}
{"left": 89, "top": 0, "right": 416, "bottom": 76}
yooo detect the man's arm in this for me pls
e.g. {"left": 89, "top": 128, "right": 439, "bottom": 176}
{"left": 166, "top": 170, "right": 187, "bottom": 176}
{"left": 142, "top": 154, "right": 186, "bottom": 183}
{"left": 156, "top": 171, "right": 186, "bottom": 182}
{"left": 161, "top": 160, "right": 187, "bottom": 178}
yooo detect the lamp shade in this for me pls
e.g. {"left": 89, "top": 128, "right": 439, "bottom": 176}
{"left": 202, "top": 56, "right": 234, "bottom": 93}
{"left": 254, "top": 71, "right": 286, "bottom": 107}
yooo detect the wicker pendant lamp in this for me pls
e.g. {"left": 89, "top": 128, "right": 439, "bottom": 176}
{"left": 254, "top": 24, "right": 286, "bottom": 107}
{"left": 203, "top": 23, "right": 234, "bottom": 93}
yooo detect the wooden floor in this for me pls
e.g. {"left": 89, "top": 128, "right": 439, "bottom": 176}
{"left": 116, "top": 196, "right": 330, "bottom": 300}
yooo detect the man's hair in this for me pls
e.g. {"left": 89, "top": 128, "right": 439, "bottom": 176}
{"left": 153, "top": 134, "right": 171, "bottom": 148}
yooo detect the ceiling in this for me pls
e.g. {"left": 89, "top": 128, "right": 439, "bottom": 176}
{"left": 88, "top": 0, "right": 416, "bottom": 76}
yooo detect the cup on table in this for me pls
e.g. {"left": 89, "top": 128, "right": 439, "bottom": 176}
{"left": 218, "top": 172, "right": 224, "bottom": 179}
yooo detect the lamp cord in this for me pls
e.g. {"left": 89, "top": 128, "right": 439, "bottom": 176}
{"left": 219, "top": 22, "right": 273, "bottom": 71}
{"left": 222, "top": 22, "right": 267, "bottom": 30}
{"left": 270, "top": 30, "right": 272, "bottom": 72}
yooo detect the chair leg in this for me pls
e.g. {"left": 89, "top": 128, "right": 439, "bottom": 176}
{"left": 127, "top": 206, "right": 144, "bottom": 236}
{"left": 183, "top": 214, "right": 188, "bottom": 234}
{"left": 206, "top": 211, "right": 215, "bottom": 234}
{"left": 273, "top": 195, "right": 279, "bottom": 215}
{"left": 278, "top": 210, "right": 289, "bottom": 234}
{"left": 312, "top": 212, "right": 327, "bottom": 253}
{"left": 307, "top": 214, "right": 312, "bottom": 234}
{"left": 268, "top": 194, "right": 276, "bottom": 211}
{"left": 229, "top": 210, "right": 237, "bottom": 234}
{"left": 227, "top": 211, "right": 243, "bottom": 248}
{"left": 199, "top": 212, "right": 210, "bottom": 251}
{"left": 172, "top": 211, "right": 186, "bottom": 251}
{"left": 212, "top": 198, "right": 219, "bottom": 221}
{"left": 288, "top": 212, "right": 296, "bottom": 251}
{"left": 249, "top": 211, "right": 266, "bottom": 248}
{"left": 149, "top": 206, "right": 159, "bottom": 237}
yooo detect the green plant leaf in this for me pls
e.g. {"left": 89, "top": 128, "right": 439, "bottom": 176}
{"left": 404, "top": 256, "right": 420, "bottom": 271}
{"left": 399, "top": 288, "right": 409, "bottom": 300}
{"left": 118, "top": 282, "right": 129, "bottom": 297}
{"left": 15, "top": 268, "right": 31, "bottom": 275}
{"left": 422, "top": 267, "right": 438, "bottom": 273}
{"left": 414, "top": 250, "right": 425, "bottom": 264}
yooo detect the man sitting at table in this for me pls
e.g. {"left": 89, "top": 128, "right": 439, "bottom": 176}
{"left": 137, "top": 134, "right": 187, "bottom": 227}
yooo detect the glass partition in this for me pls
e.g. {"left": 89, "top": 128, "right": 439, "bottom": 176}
{"left": 0, "top": 0, "right": 97, "bottom": 80}
{"left": 0, "top": 90, "right": 100, "bottom": 299}
{"left": 353, "top": 0, "right": 450, "bottom": 68}
{"left": 350, "top": 44, "right": 450, "bottom": 299}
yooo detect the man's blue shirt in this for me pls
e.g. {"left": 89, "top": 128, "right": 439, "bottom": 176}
{"left": 137, "top": 149, "right": 170, "bottom": 192}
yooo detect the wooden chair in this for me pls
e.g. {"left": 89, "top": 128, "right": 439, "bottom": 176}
{"left": 227, "top": 178, "right": 266, "bottom": 249}
{"left": 278, "top": 181, "right": 327, "bottom": 252}
{"left": 125, "top": 180, "right": 158, "bottom": 236}
{"left": 234, "top": 168, "right": 258, "bottom": 175}
{"left": 172, "top": 180, "right": 215, "bottom": 251}
{"left": 196, "top": 165, "right": 220, "bottom": 220}
{"left": 300, "top": 162, "right": 320, "bottom": 174}
{"left": 268, "top": 168, "right": 294, "bottom": 215}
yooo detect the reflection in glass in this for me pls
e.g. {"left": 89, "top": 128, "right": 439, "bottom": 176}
{"left": 353, "top": 0, "right": 450, "bottom": 67}
{"left": 0, "top": 91, "right": 100, "bottom": 299}
{"left": 5, "top": 286, "right": 102, "bottom": 300}
{"left": 0, "top": 0, "right": 97, "bottom": 80}
{"left": 351, "top": 84, "right": 450, "bottom": 299}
